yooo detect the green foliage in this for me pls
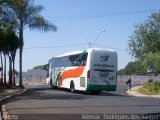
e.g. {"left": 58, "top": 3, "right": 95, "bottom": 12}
{"left": 1, "top": 0, "right": 57, "bottom": 33}
{"left": 127, "top": 11, "right": 160, "bottom": 75}
{"left": 7, "top": 69, "right": 18, "bottom": 75}
{"left": 142, "top": 52, "right": 160, "bottom": 74}
{"left": 128, "top": 11, "right": 160, "bottom": 59}
{"left": 0, "top": 28, "right": 19, "bottom": 52}
{"left": 139, "top": 81, "right": 160, "bottom": 95}
{"left": 33, "top": 64, "right": 48, "bottom": 70}
{"left": 1, "top": 0, "right": 57, "bottom": 87}
{"left": 118, "top": 60, "right": 146, "bottom": 75}
{"left": 117, "top": 69, "right": 126, "bottom": 75}
{"left": 0, "top": 27, "right": 19, "bottom": 85}
{"left": 0, "top": 83, "right": 2, "bottom": 86}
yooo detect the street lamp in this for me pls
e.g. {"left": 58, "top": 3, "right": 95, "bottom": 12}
{"left": 90, "top": 30, "right": 105, "bottom": 48}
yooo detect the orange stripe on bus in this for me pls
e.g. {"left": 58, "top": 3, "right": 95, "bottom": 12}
{"left": 59, "top": 66, "right": 85, "bottom": 86}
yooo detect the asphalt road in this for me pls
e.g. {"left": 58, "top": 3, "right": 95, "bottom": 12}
{"left": 3, "top": 83, "right": 160, "bottom": 120}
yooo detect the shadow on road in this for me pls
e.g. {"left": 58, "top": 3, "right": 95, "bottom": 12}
{"left": 5, "top": 89, "right": 128, "bottom": 104}
{"left": 99, "top": 91, "right": 127, "bottom": 97}
{"left": 5, "top": 85, "right": 130, "bottom": 103}
{"left": 6, "top": 89, "right": 92, "bottom": 102}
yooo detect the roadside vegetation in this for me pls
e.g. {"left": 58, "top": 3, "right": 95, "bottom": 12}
{"left": 33, "top": 64, "right": 48, "bottom": 71}
{"left": 139, "top": 81, "right": 160, "bottom": 95}
{"left": 0, "top": 0, "right": 57, "bottom": 88}
{"left": 118, "top": 11, "right": 160, "bottom": 95}
{"left": 118, "top": 12, "right": 160, "bottom": 76}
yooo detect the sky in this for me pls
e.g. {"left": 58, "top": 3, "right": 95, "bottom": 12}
{"left": 15, "top": 0, "right": 160, "bottom": 72}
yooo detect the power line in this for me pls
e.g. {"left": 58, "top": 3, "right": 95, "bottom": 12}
{"left": 23, "top": 9, "right": 160, "bottom": 50}
{"left": 94, "top": 44, "right": 128, "bottom": 51}
{"left": 24, "top": 43, "right": 86, "bottom": 50}
{"left": 47, "top": 9, "right": 160, "bottom": 21}
{"left": 23, "top": 42, "right": 128, "bottom": 52}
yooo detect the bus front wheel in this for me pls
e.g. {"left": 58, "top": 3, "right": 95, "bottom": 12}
{"left": 70, "top": 81, "right": 75, "bottom": 93}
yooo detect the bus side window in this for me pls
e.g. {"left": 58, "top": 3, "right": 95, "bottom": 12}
{"left": 73, "top": 61, "right": 78, "bottom": 66}
{"left": 68, "top": 62, "right": 72, "bottom": 66}
{"left": 81, "top": 61, "right": 86, "bottom": 66}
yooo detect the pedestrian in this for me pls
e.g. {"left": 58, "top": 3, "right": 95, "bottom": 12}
{"left": 126, "top": 78, "right": 132, "bottom": 91}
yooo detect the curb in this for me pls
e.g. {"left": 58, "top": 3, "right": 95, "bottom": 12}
{"left": 0, "top": 89, "right": 27, "bottom": 103}
{"left": 0, "top": 89, "right": 27, "bottom": 120}
{"left": 0, "top": 113, "right": 1, "bottom": 120}
{"left": 126, "top": 86, "right": 160, "bottom": 98}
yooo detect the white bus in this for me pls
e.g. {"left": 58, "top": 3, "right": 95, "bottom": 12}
{"left": 48, "top": 48, "right": 118, "bottom": 93}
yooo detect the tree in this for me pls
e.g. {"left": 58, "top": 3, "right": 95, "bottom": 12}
{"left": 0, "top": 27, "right": 10, "bottom": 85}
{"left": 6, "top": 30, "right": 19, "bottom": 85}
{"left": 118, "top": 61, "right": 146, "bottom": 75}
{"left": 117, "top": 69, "right": 126, "bottom": 75}
{"left": 142, "top": 52, "right": 160, "bottom": 75}
{"left": 2, "top": 0, "right": 57, "bottom": 87}
{"left": 0, "top": 27, "right": 19, "bottom": 85}
{"left": 33, "top": 64, "right": 48, "bottom": 70}
{"left": 0, "top": 28, "right": 4, "bottom": 84}
{"left": 128, "top": 11, "right": 160, "bottom": 59}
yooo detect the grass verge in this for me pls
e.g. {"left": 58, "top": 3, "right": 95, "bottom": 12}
{"left": 139, "top": 81, "right": 160, "bottom": 95}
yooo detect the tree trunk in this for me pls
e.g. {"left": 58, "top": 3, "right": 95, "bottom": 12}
{"left": 9, "top": 56, "right": 12, "bottom": 85}
{"left": 0, "top": 53, "right": 3, "bottom": 84}
{"left": 3, "top": 53, "right": 7, "bottom": 85}
{"left": 19, "top": 27, "right": 24, "bottom": 88}
{"left": 12, "top": 52, "right": 16, "bottom": 86}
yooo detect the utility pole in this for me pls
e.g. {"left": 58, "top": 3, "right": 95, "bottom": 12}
{"left": 90, "top": 30, "right": 105, "bottom": 48}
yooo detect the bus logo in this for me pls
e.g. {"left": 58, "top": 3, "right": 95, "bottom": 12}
{"left": 100, "top": 54, "right": 110, "bottom": 62}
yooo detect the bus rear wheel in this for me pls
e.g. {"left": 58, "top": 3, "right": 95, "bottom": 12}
{"left": 70, "top": 81, "right": 75, "bottom": 93}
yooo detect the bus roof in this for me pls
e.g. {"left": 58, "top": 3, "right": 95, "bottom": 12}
{"left": 56, "top": 50, "right": 84, "bottom": 57}
{"left": 55, "top": 48, "right": 116, "bottom": 58}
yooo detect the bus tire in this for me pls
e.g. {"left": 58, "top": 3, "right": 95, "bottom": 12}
{"left": 70, "top": 81, "right": 75, "bottom": 93}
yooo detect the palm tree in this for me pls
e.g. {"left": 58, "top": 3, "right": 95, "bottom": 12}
{"left": 7, "top": 30, "right": 20, "bottom": 85}
{"left": 0, "top": 26, "right": 19, "bottom": 86}
{"left": 2, "top": 0, "right": 57, "bottom": 87}
{"left": 2, "top": 45, "right": 7, "bottom": 85}
{"left": 0, "top": 53, "right": 3, "bottom": 85}
{"left": 0, "top": 29, "right": 8, "bottom": 85}
{"left": 0, "top": 27, "right": 5, "bottom": 85}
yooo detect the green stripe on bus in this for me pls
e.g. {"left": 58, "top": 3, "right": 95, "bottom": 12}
{"left": 55, "top": 50, "right": 87, "bottom": 86}
{"left": 86, "top": 84, "right": 116, "bottom": 91}
{"left": 55, "top": 71, "right": 62, "bottom": 86}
